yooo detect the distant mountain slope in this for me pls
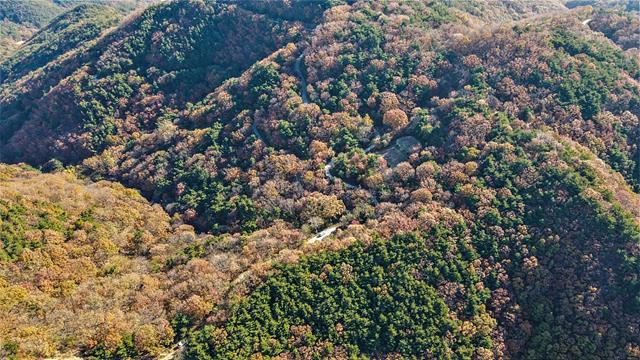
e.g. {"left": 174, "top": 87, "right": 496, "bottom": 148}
{"left": 0, "top": 0, "right": 62, "bottom": 28}
{"left": 0, "top": 0, "right": 154, "bottom": 60}
{"left": 0, "top": 4, "right": 121, "bottom": 82}
{"left": 0, "top": 0, "right": 62, "bottom": 60}
{"left": 450, "top": 0, "right": 566, "bottom": 21}
{"left": 565, "top": 0, "right": 639, "bottom": 11}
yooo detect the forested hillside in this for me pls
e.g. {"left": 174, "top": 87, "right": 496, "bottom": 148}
{"left": 0, "top": 0, "right": 638, "bottom": 359}
{"left": 0, "top": 0, "right": 155, "bottom": 60}
{"left": 0, "top": 164, "right": 325, "bottom": 358}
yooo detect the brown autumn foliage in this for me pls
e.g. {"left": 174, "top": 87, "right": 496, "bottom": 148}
{"left": 0, "top": 165, "right": 347, "bottom": 358}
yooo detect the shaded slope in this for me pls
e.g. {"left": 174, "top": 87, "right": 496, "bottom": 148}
{"left": 0, "top": 0, "right": 154, "bottom": 60}
{"left": 0, "top": 0, "right": 330, "bottom": 164}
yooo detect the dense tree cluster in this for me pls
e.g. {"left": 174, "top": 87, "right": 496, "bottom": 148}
{"left": 187, "top": 230, "right": 494, "bottom": 359}
{"left": 0, "top": 0, "right": 63, "bottom": 28}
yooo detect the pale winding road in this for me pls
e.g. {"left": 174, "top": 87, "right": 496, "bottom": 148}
{"left": 254, "top": 49, "right": 366, "bottom": 191}
{"left": 103, "top": 17, "right": 605, "bottom": 360}
{"left": 253, "top": 49, "right": 392, "bottom": 244}
{"left": 158, "top": 51, "right": 379, "bottom": 360}
{"left": 308, "top": 225, "right": 338, "bottom": 244}
{"left": 295, "top": 52, "right": 311, "bottom": 104}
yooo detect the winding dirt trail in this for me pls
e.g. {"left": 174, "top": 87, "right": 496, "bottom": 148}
{"left": 294, "top": 52, "right": 311, "bottom": 104}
